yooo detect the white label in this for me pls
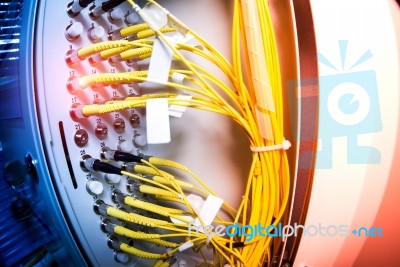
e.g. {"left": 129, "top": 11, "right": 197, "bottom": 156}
{"left": 193, "top": 194, "right": 224, "bottom": 227}
{"left": 146, "top": 98, "right": 171, "bottom": 144}
{"left": 169, "top": 95, "right": 192, "bottom": 118}
{"left": 147, "top": 37, "right": 174, "bottom": 85}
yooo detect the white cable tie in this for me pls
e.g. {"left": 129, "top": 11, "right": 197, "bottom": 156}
{"left": 250, "top": 139, "right": 291, "bottom": 152}
{"left": 186, "top": 194, "right": 204, "bottom": 214}
{"left": 178, "top": 241, "right": 194, "bottom": 252}
{"left": 171, "top": 72, "right": 185, "bottom": 85}
{"left": 169, "top": 95, "right": 192, "bottom": 118}
{"left": 169, "top": 215, "right": 194, "bottom": 225}
{"left": 138, "top": 3, "right": 168, "bottom": 31}
{"left": 175, "top": 33, "right": 202, "bottom": 50}
{"left": 193, "top": 195, "right": 223, "bottom": 228}
{"left": 206, "top": 234, "right": 214, "bottom": 246}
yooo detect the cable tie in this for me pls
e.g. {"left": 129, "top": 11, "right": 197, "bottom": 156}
{"left": 139, "top": 3, "right": 168, "bottom": 31}
{"left": 192, "top": 195, "right": 223, "bottom": 228}
{"left": 206, "top": 233, "right": 214, "bottom": 246}
{"left": 178, "top": 241, "right": 194, "bottom": 252}
{"left": 250, "top": 139, "right": 291, "bottom": 152}
{"left": 171, "top": 72, "right": 185, "bottom": 85}
{"left": 169, "top": 95, "right": 192, "bottom": 118}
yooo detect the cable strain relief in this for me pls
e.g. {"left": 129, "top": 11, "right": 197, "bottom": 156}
{"left": 101, "top": 0, "right": 125, "bottom": 13}
{"left": 107, "top": 235, "right": 121, "bottom": 250}
{"left": 114, "top": 151, "right": 143, "bottom": 163}
{"left": 83, "top": 157, "right": 97, "bottom": 172}
{"left": 93, "top": 199, "right": 109, "bottom": 215}
{"left": 93, "top": 160, "right": 121, "bottom": 175}
{"left": 111, "top": 189, "right": 126, "bottom": 203}
{"left": 65, "top": 49, "right": 82, "bottom": 67}
{"left": 100, "top": 218, "right": 115, "bottom": 233}
{"left": 88, "top": 53, "right": 104, "bottom": 65}
{"left": 108, "top": 28, "right": 123, "bottom": 40}
{"left": 70, "top": 103, "right": 86, "bottom": 121}
{"left": 225, "top": 242, "right": 245, "bottom": 248}
{"left": 67, "top": 75, "right": 83, "bottom": 94}
{"left": 142, "top": 155, "right": 152, "bottom": 161}
{"left": 79, "top": 0, "right": 94, "bottom": 8}
{"left": 100, "top": 146, "right": 116, "bottom": 161}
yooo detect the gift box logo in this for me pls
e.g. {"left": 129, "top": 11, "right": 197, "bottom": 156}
{"left": 286, "top": 40, "right": 382, "bottom": 169}
{"left": 316, "top": 40, "right": 382, "bottom": 168}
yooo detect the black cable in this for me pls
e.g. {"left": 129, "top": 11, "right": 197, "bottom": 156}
{"left": 92, "top": 159, "right": 122, "bottom": 175}
{"left": 100, "top": 0, "right": 125, "bottom": 12}
{"left": 113, "top": 151, "right": 143, "bottom": 163}
{"left": 225, "top": 242, "right": 245, "bottom": 248}
{"left": 79, "top": 0, "right": 94, "bottom": 8}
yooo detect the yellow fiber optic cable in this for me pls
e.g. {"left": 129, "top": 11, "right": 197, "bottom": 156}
{"left": 120, "top": 23, "right": 150, "bottom": 37}
{"left": 127, "top": 161, "right": 236, "bottom": 221}
{"left": 113, "top": 224, "right": 199, "bottom": 241}
{"left": 120, "top": 243, "right": 167, "bottom": 259}
{"left": 78, "top": 71, "right": 148, "bottom": 88}
{"left": 145, "top": 238, "right": 179, "bottom": 248}
{"left": 113, "top": 225, "right": 161, "bottom": 239}
{"left": 155, "top": 195, "right": 187, "bottom": 205}
{"left": 151, "top": 175, "right": 194, "bottom": 190}
{"left": 78, "top": 0, "right": 293, "bottom": 266}
{"left": 80, "top": 95, "right": 240, "bottom": 127}
{"left": 77, "top": 40, "right": 135, "bottom": 59}
{"left": 106, "top": 206, "right": 171, "bottom": 227}
{"left": 136, "top": 27, "right": 176, "bottom": 39}
{"left": 119, "top": 47, "right": 152, "bottom": 60}
{"left": 153, "top": 260, "right": 164, "bottom": 267}
{"left": 136, "top": 184, "right": 181, "bottom": 199}
{"left": 99, "top": 42, "right": 152, "bottom": 59}
{"left": 74, "top": 71, "right": 220, "bottom": 103}
{"left": 121, "top": 8, "right": 250, "bottom": 132}
{"left": 122, "top": 170, "right": 179, "bottom": 195}
{"left": 113, "top": 226, "right": 179, "bottom": 248}
{"left": 123, "top": 195, "right": 186, "bottom": 216}
{"left": 125, "top": 163, "right": 176, "bottom": 181}
{"left": 141, "top": 158, "right": 238, "bottom": 222}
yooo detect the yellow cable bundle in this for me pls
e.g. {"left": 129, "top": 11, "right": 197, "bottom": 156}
{"left": 152, "top": 175, "right": 194, "bottom": 190}
{"left": 231, "top": 0, "right": 291, "bottom": 265}
{"left": 76, "top": 1, "right": 291, "bottom": 266}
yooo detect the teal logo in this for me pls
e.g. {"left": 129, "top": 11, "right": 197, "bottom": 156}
{"left": 316, "top": 40, "right": 382, "bottom": 168}
{"left": 287, "top": 40, "right": 382, "bottom": 169}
